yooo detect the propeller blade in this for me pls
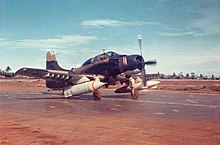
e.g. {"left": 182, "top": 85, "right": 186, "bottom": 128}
{"left": 137, "top": 34, "right": 147, "bottom": 87}
{"left": 145, "top": 60, "right": 157, "bottom": 65}
{"left": 137, "top": 34, "right": 142, "bottom": 56}
{"left": 141, "top": 66, "right": 147, "bottom": 87}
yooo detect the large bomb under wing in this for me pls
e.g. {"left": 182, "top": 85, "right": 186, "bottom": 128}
{"left": 64, "top": 81, "right": 106, "bottom": 97}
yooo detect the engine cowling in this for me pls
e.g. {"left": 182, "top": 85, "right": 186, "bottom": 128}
{"left": 119, "top": 55, "right": 144, "bottom": 73}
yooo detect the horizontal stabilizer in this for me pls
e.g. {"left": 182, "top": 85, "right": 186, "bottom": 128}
{"left": 0, "top": 70, "right": 15, "bottom": 77}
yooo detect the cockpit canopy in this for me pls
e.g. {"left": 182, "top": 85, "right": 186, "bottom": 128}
{"left": 106, "top": 51, "right": 119, "bottom": 57}
{"left": 82, "top": 51, "right": 119, "bottom": 66}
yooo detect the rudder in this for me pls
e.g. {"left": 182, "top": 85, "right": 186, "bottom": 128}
{"left": 46, "top": 50, "right": 66, "bottom": 89}
{"left": 46, "top": 50, "right": 64, "bottom": 70}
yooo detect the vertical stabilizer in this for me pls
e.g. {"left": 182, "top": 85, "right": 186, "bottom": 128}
{"left": 46, "top": 50, "right": 64, "bottom": 70}
{"left": 46, "top": 50, "right": 66, "bottom": 89}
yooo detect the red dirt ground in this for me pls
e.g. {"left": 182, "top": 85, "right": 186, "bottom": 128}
{"left": 1, "top": 79, "right": 220, "bottom": 145}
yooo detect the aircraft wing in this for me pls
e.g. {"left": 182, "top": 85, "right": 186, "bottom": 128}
{"left": 16, "top": 67, "right": 73, "bottom": 79}
{"left": 144, "top": 73, "right": 160, "bottom": 79}
{"left": 115, "top": 70, "right": 160, "bottom": 84}
{"left": 16, "top": 67, "right": 105, "bottom": 84}
{"left": 119, "top": 69, "right": 159, "bottom": 78}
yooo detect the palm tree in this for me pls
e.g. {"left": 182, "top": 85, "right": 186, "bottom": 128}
{"left": 199, "top": 74, "right": 203, "bottom": 79}
{"left": 211, "top": 74, "right": 215, "bottom": 80}
{"left": 185, "top": 73, "right": 190, "bottom": 79}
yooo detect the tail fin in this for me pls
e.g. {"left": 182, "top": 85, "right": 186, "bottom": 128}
{"left": 46, "top": 50, "right": 66, "bottom": 89}
{"left": 46, "top": 50, "right": 64, "bottom": 70}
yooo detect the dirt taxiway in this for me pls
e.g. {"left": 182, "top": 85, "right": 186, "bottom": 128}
{"left": 0, "top": 79, "right": 220, "bottom": 145}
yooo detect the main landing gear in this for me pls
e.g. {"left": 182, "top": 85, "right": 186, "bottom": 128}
{"left": 93, "top": 90, "right": 102, "bottom": 101}
{"left": 129, "top": 77, "right": 139, "bottom": 99}
{"left": 130, "top": 88, "right": 139, "bottom": 99}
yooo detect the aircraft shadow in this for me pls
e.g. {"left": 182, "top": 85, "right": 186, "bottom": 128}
{"left": 41, "top": 92, "right": 63, "bottom": 96}
{"left": 17, "top": 91, "right": 131, "bottom": 101}
{"left": 18, "top": 92, "right": 94, "bottom": 101}
{"left": 18, "top": 97, "right": 94, "bottom": 101}
{"left": 102, "top": 95, "right": 130, "bottom": 99}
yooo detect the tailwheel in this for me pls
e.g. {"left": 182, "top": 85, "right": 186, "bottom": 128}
{"left": 131, "top": 88, "right": 139, "bottom": 99}
{"left": 93, "top": 90, "right": 102, "bottom": 101}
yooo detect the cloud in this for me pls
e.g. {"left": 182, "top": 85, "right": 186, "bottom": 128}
{"left": 156, "top": 25, "right": 207, "bottom": 37}
{"left": 157, "top": 5, "right": 220, "bottom": 37}
{"left": 190, "top": 10, "right": 220, "bottom": 36}
{"left": 81, "top": 19, "right": 161, "bottom": 28}
{"left": 1, "top": 35, "right": 97, "bottom": 49}
{"left": 157, "top": 19, "right": 220, "bottom": 37}
{"left": 157, "top": 0, "right": 172, "bottom": 3}
{"left": 157, "top": 30, "right": 197, "bottom": 36}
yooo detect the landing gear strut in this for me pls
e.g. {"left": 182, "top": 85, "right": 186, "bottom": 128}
{"left": 131, "top": 88, "right": 139, "bottom": 99}
{"left": 93, "top": 90, "right": 102, "bottom": 101}
{"left": 129, "top": 77, "right": 139, "bottom": 99}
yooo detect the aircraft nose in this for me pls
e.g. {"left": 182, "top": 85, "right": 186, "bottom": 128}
{"left": 121, "top": 55, "right": 144, "bottom": 72}
{"left": 134, "top": 55, "right": 144, "bottom": 70}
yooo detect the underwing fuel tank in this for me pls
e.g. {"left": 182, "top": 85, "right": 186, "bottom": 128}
{"left": 64, "top": 81, "right": 105, "bottom": 97}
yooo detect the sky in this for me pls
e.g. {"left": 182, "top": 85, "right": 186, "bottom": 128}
{"left": 1, "top": 0, "right": 220, "bottom": 76}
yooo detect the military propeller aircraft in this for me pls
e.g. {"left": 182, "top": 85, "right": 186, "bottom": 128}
{"left": 14, "top": 35, "right": 160, "bottom": 100}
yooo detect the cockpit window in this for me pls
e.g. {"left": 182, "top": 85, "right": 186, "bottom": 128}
{"left": 107, "top": 52, "right": 112, "bottom": 57}
{"left": 82, "top": 58, "right": 92, "bottom": 66}
{"left": 82, "top": 51, "right": 119, "bottom": 66}
{"left": 107, "top": 51, "right": 118, "bottom": 57}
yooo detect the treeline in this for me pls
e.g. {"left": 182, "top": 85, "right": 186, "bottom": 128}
{"left": 159, "top": 72, "right": 219, "bottom": 80}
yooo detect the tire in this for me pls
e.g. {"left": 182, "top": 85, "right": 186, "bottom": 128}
{"left": 93, "top": 90, "right": 102, "bottom": 101}
{"left": 131, "top": 89, "right": 139, "bottom": 99}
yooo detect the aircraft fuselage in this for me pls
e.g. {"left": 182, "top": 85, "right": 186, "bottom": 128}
{"left": 73, "top": 51, "right": 144, "bottom": 77}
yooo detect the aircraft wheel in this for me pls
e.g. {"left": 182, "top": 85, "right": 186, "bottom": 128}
{"left": 131, "top": 88, "right": 139, "bottom": 99}
{"left": 93, "top": 90, "right": 102, "bottom": 101}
